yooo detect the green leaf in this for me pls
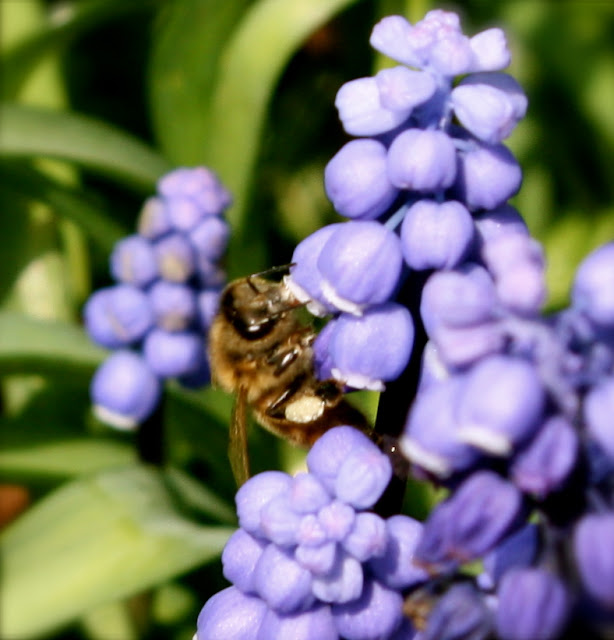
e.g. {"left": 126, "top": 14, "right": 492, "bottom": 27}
{"left": 0, "top": 466, "right": 233, "bottom": 638}
{"left": 1, "top": 0, "right": 159, "bottom": 99}
{"left": 0, "top": 104, "right": 171, "bottom": 191}
{"left": 164, "top": 466, "right": 236, "bottom": 524}
{"left": 0, "top": 438, "right": 136, "bottom": 479}
{"left": 544, "top": 208, "right": 614, "bottom": 309}
{"left": 0, "top": 161, "right": 128, "bottom": 252}
{"left": 0, "top": 312, "right": 105, "bottom": 378}
{"left": 184, "top": 0, "right": 360, "bottom": 228}
{"left": 148, "top": 0, "right": 251, "bottom": 166}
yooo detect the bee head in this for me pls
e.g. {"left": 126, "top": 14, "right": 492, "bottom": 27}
{"left": 221, "top": 276, "right": 296, "bottom": 339}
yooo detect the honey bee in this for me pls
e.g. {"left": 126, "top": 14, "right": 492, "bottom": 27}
{"left": 209, "top": 269, "right": 368, "bottom": 486}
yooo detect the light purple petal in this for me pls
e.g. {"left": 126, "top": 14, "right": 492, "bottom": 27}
{"left": 257, "top": 605, "right": 338, "bottom": 640}
{"left": 369, "top": 515, "right": 428, "bottom": 589}
{"left": 236, "top": 471, "right": 292, "bottom": 535}
{"left": 254, "top": 545, "right": 314, "bottom": 613}
{"left": 307, "top": 426, "right": 376, "bottom": 494}
{"left": 332, "top": 578, "right": 403, "bottom": 640}
{"left": 222, "top": 529, "right": 266, "bottom": 594}
{"left": 196, "top": 587, "right": 266, "bottom": 640}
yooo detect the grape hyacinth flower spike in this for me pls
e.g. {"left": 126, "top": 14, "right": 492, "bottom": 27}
{"left": 85, "top": 166, "right": 232, "bottom": 429}
{"left": 196, "top": 9, "right": 614, "bottom": 640}
{"left": 197, "top": 427, "right": 427, "bottom": 640}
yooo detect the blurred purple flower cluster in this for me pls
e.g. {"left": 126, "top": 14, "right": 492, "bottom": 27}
{"left": 196, "top": 9, "right": 614, "bottom": 640}
{"left": 84, "top": 167, "right": 231, "bottom": 429}
{"left": 399, "top": 238, "right": 614, "bottom": 639}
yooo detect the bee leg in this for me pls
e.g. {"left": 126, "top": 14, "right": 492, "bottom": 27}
{"left": 314, "top": 379, "right": 344, "bottom": 404}
{"left": 266, "top": 345, "right": 301, "bottom": 376}
{"left": 265, "top": 374, "right": 306, "bottom": 419}
{"left": 229, "top": 388, "right": 250, "bottom": 487}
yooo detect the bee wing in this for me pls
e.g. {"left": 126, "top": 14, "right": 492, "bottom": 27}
{"left": 229, "top": 386, "right": 250, "bottom": 487}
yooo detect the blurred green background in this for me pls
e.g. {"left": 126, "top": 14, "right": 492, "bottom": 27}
{"left": 1, "top": 0, "right": 613, "bottom": 638}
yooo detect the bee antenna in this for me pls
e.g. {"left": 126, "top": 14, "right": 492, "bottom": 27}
{"left": 250, "top": 263, "right": 296, "bottom": 279}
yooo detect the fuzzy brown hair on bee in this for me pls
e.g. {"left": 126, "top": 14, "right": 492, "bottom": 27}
{"left": 208, "top": 270, "right": 368, "bottom": 486}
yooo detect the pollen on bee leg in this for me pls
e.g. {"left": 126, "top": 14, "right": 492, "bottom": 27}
{"left": 285, "top": 396, "right": 325, "bottom": 423}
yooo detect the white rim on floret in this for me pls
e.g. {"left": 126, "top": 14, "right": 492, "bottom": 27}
{"left": 93, "top": 405, "right": 139, "bottom": 431}
{"left": 283, "top": 275, "right": 329, "bottom": 318}
{"left": 399, "top": 435, "right": 451, "bottom": 478}
{"left": 321, "top": 279, "right": 365, "bottom": 316}
{"left": 331, "top": 368, "right": 385, "bottom": 392}
{"left": 457, "top": 426, "right": 512, "bottom": 456}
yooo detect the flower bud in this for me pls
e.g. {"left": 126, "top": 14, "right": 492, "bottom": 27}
{"left": 495, "top": 568, "right": 570, "bottom": 640}
{"left": 335, "top": 77, "right": 412, "bottom": 136}
{"left": 189, "top": 216, "right": 231, "bottom": 262}
{"left": 154, "top": 233, "right": 196, "bottom": 282}
{"left": 165, "top": 195, "right": 203, "bottom": 231}
{"left": 295, "top": 540, "right": 336, "bottom": 574}
{"left": 236, "top": 471, "right": 292, "bottom": 535}
{"left": 222, "top": 529, "right": 266, "bottom": 594}
{"left": 196, "top": 289, "right": 222, "bottom": 330}
{"left": 483, "top": 524, "right": 539, "bottom": 587}
{"left": 423, "top": 583, "right": 493, "bottom": 640}
{"left": 573, "top": 513, "right": 614, "bottom": 609}
{"left": 307, "top": 427, "right": 376, "bottom": 495}
{"left": 375, "top": 66, "right": 436, "bottom": 112}
{"left": 430, "top": 321, "right": 506, "bottom": 368}
{"left": 158, "top": 167, "right": 231, "bottom": 215}
{"left": 420, "top": 264, "right": 497, "bottom": 333}
{"left": 318, "top": 500, "right": 355, "bottom": 542}
{"left": 260, "top": 495, "right": 302, "bottom": 547}
{"left": 312, "top": 553, "right": 363, "bottom": 604}
{"left": 289, "top": 473, "right": 331, "bottom": 514}
{"left": 400, "top": 199, "right": 475, "bottom": 270}
{"left": 428, "top": 31, "right": 474, "bottom": 77}
{"left": 143, "top": 329, "right": 204, "bottom": 378}
{"left": 254, "top": 545, "right": 314, "bottom": 613}
{"left": 334, "top": 443, "right": 393, "bottom": 509}
{"left": 296, "top": 514, "right": 328, "bottom": 549}
{"left": 196, "top": 587, "right": 266, "bottom": 640}
{"left": 84, "top": 285, "right": 153, "bottom": 348}
{"left": 257, "top": 605, "right": 337, "bottom": 640}
{"left": 469, "top": 28, "right": 510, "bottom": 72}
{"left": 583, "top": 377, "right": 614, "bottom": 460}
{"left": 481, "top": 233, "right": 546, "bottom": 314}
{"left": 369, "top": 515, "right": 428, "bottom": 589}
{"left": 324, "top": 139, "right": 399, "bottom": 220}
{"left": 408, "top": 11, "right": 463, "bottom": 70}
{"left": 91, "top": 351, "right": 161, "bottom": 429}
{"left": 317, "top": 222, "right": 403, "bottom": 314}
{"left": 456, "top": 355, "right": 545, "bottom": 456}
{"left": 473, "top": 204, "right": 528, "bottom": 246}
{"left": 332, "top": 578, "right": 403, "bottom": 640}
{"left": 387, "top": 129, "right": 457, "bottom": 192}
{"left": 417, "top": 471, "right": 525, "bottom": 564}
{"left": 286, "top": 224, "right": 342, "bottom": 317}
{"left": 110, "top": 235, "right": 158, "bottom": 286}
{"left": 369, "top": 15, "right": 420, "bottom": 67}
{"left": 510, "top": 415, "right": 578, "bottom": 498}
{"left": 343, "top": 512, "right": 387, "bottom": 562}
{"left": 137, "top": 197, "right": 171, "bottom": 239}
{"left": 402, "top": 376, "right": 481, "bottom": 477}
{"left": 149, "top": 281, "right": 197, "bottom": 332}
{"left": 572, "top": 242, "right": 614, "bottom": 329}
{"left": 325, "top": 304, "right": 414, "bottom": 391}
{"left": 451, "top": 73, "right": 527, "bottom": 144}
{"left": 454, "top": 142, "right": 522, "bottom": 211}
